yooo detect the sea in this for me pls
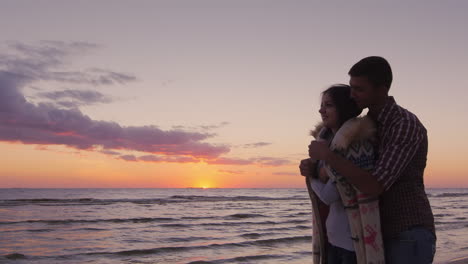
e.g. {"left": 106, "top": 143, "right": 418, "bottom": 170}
{"left": 0, "top": 188, "right": 467, "bottom": 264}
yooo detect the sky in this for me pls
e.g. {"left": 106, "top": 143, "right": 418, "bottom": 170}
{"left": 0, "top": 0, "right": 467, "bottom": 188}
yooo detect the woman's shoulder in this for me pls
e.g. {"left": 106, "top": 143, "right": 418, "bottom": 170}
{"left": 330, "top": 116, "right": 376, "bottom": 151}
{"left": 310, "top": 123, "right": 333, "bottom": 140}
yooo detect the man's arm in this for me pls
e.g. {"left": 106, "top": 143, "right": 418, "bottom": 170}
{"left": 371, "top": 119, "right": 425, "bottom": 190}
{"left": 309, "top": 117, "right": 425, "bottom": 195}
{"left": 308, "top": 141, "right": 384, "bottom": 196}
{"left": 325, "top": 150, "right": 384, "bottom": 196}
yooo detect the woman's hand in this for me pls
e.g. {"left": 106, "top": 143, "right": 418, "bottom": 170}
{"left": 308, "top": 140, "right": 331, "bottom": 161}
{"left": 299, "top": 158, "right": 316, "bottom": 177}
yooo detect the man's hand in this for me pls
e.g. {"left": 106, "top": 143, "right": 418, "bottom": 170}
{"left": 299, "top": 158, "right": 316, "bottom": 177}
{"left": 308, "top": 140, "right": 331, "bottom": 161}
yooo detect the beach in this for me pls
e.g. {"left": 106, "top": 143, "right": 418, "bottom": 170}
{"left": 1, "top": 188, "right": 467, "bottom": 263}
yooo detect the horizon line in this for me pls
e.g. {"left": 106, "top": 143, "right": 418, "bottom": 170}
{"left": 1, "top": 187, "right": 467, "bottom": 189}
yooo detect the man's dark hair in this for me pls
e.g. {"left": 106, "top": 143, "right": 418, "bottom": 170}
{"left": 348, "top": 56, "right": 393, "bottom": 89}
{"left": 323, "top": 84, "right": 362, "bottom": 126}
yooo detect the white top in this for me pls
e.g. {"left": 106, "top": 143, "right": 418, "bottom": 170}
{"left": 309, "top": 177, "right": 354, "bottom": 252}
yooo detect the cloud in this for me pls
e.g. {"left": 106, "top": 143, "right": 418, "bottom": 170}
{"left": 138, "top": 155, "right": 199, "bottom": 163}
{"left": 0, "top": 41, "right": 136, "bottom": 85}
{"left": 243, "top": 142, "right": 272, "bottom": 148}
{"left": 103, "top": 151, "right": 199, "bottom": 163}
{"left": 199, "top": 122, "right": 230, "bottom": 130}
{"left": 206, "top": 156, "right": 291, "bottom": 167}
{"left": 218, "top": 169, "right": 244, "bottom": 174}
{"left": 36, "top": 89, "right": 113, "bottom": 108}
{"left": 207, "top": 157, "right": 254, "bottom": 165}
{"left": 100, "top": 150, "right": 121, "bottom": 156}
{"left": 255, "top": 157, "right": 291, "bottom": 166}
{"left": 37, "top": 89, "right": 111, "bottom": 102}
{"left": 120, "top": 155, "right": 137, "bottom": 161}
{"left": 273, "top": 172, "right": 298, "bottom": 176}
{"left": 172, "top": 122, "right": 230, "bottom": 131}
{"left": 0, "top": 42, "right": 229, "bottom": 160}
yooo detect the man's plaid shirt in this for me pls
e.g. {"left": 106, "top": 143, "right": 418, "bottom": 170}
{"left": 372, "top": 97, "right": 435, "bottom": 239}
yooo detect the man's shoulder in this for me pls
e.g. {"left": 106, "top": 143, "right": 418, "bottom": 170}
{"left": 389, "top": 103, "right": 426, "bottom": 131}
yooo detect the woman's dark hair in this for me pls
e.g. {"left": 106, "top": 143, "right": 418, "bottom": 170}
{"left": 348, "top": 56, "right": 393, "bottom": 89}
{"left": 322, "top": 84, "right": 362, "bottom": 126}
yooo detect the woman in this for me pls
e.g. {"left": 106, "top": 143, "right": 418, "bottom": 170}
{"left": 300, "top": 84, "right": 384, "bottom": 264}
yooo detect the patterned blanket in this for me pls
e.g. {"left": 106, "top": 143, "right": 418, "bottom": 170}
{"left": 307, "top": 116, "right": 385, "bottom": 264}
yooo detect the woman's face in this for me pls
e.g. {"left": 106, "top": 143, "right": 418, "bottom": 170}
{"left": 319, "top": 93, "right": 340, "bottom": 131}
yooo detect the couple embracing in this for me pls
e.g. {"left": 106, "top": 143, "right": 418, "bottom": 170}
{"left": 300, "top": 56, "right": 436, "bottom": 264}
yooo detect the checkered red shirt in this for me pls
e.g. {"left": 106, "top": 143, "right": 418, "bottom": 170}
{"left": 371, "top": 97, "right": 435, "bottom": 238}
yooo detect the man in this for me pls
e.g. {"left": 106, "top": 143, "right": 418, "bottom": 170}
{"left": 301, "top": 56, "right": 436, "bottom": 263}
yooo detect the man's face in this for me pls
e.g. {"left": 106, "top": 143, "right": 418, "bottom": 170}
{"left": 349, "top": 76, "right": 379, "bottom": 109}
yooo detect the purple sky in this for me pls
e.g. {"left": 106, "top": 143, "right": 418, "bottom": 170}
{"left": 1, "top": 1, "right": 467, "bottom": 187}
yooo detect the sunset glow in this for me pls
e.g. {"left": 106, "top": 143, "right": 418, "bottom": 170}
{"left": 1, "top": 1, "right": 468, "bottom": 188}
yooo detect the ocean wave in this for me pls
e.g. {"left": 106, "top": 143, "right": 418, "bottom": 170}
{"left": 74, "top": 227, "right": 108, "bottom": 231}
{"left": 0, "top": 195, "right": 307, "bottom": 207}
{"left": 434, "top": 214, "right": 454, "bottom": 217}
{"left": 240, "top": 233, "right": 263, "bottom": 239}
{"left": 168, "top": 195, "right": 307, "bottom": 203}
{"left": 281, "top": 212, "right": 312, "bottom": 218}
{"left": 0, "top": 198, "right": 117, "bottom": 207}
{"left": 0, "top": 215, "right": 310, "bottom": 228}
{"left": 93, "top": 235, "right": 311, "bottom": 256}
{"left": 0, "top": 217, "right": 175, "bottom": 225}
{"left": 200, "top": 219, "right": 309, "bottom": 227}
{"left": 3, "top": 253, "right": 27, "bottom": 260}
{"left": 159, "top": 219, "right": 309, "bottom": 229}
{"left": 293, "top": 212, "right": 311, "bottom": 216}
{"left": 167, "top": 236, "right": 225, "bottom": 243}
{"left": 224, "top": 213, "right": 266, "bottom": 219}
{"left": 1, "top": 235, "right": 312, "bottom": 261}
{"left": 433, "top": 192, "right": 468, "bottom": 198}
{"left": 186, "top": 253, "right": 287, "bottom": 264}
{"left": 181, "top": 216, "right": 218, "bottom": 220}
{"left": 160, "top": 223, "right": 190, "bottom": 228}
{"left": 258, "top": 225, "right": 311, "bottom": 232}
{"left": 27, "top": 228, "right": 54, "bottom": 232}
{"left": 180, "top": 214, "right": 266, "bottom": 221}
{"left": 434, "top": 220, "right": 468, "bottom": 231}
{"left": 435, "top": 221, "right": 466, "bottom": 225}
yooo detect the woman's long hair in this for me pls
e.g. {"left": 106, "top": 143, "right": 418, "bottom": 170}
{"left": 322, "top": 84, "right": 362, "bottom": 127}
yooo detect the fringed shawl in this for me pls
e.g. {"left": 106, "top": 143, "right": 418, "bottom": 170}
{"left": 306, "top": 116, "right": 385, "bottom": 264}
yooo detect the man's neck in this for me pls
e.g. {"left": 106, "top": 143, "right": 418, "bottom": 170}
{"left": 368, "top": 95, "right": 390, "bottom": 120}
